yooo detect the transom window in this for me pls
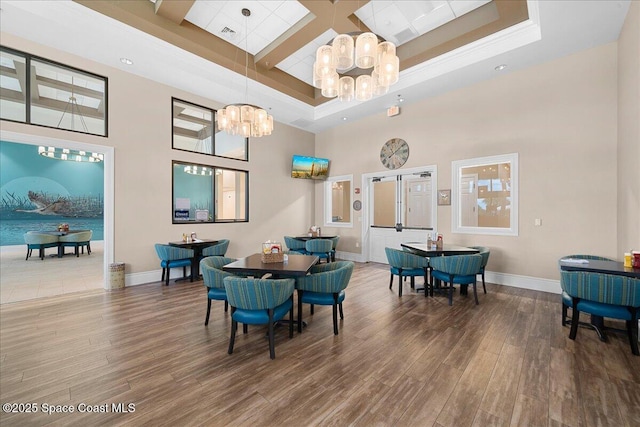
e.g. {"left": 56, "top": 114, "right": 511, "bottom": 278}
{"left": 0, "top": 46, "right": 107, "bottom": 136}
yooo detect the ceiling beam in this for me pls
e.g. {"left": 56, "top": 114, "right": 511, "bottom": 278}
{"left": 73, "top": 0, "right": 323, "bottom": 106}
{"left": 255, "top": 0, "right": 370, "bottom": 71}
{"left": 154, "top": 0, "right": 195, "bottom": 25}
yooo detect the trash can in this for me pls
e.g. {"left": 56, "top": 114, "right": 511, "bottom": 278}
{"left": 108, "top": 262, "right": 125, "bottom": 290}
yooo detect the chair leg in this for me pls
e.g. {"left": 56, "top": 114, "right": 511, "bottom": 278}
{"left": 224, "top": 300, "right": 228, "bottom": 312}
{"left": 398, "top": 268, "right": 403, "bottom": 297}
{"left": 243, "top": 324, "right": 248, "bottom": 334}
{"left": 410, "top": 276, "right": 415, "bottom": 290}
{"left": 562, "top": 303, "right": 568, "bottom": 326}
{"left": 87, "top": 242, "right": 91, "bottom": 255}
{"left": 161, "top": 268, "right": 165, "bottom": 282}
{"left": 75, "top": 244, "right": 79, "bottom": 257}
{"left": 310, "top": 304, "right": 315, "bottom": 315}
{"left": 389, "top": 272, "right": 393, "bottom": 290}
{"left": 228, "top": 320, "right": 237, "bottom": 354}
{"left": 482, "top": 271, "right": 487, "bottom": 294}
{"left": 569, "top": 297, "right": 580, "bottom": 340}
{"left": 288, "top": 296, "right": 294, "bottom": 339}
{"left": 627, "top": 308, "right": 639, "bottom": 356}
{"left": 332, "top": 294, "right": 339, "bottom": 335}
{"left": 473, "top": 281, "right": 479, "bottom": 305}
{"left": 268, "top": 309, "right": 276, "bottom": 359}
{"left": 25, "top": 247, "right": 30, "bottom": 260}
{"left": 339, "top": 303, "right": 344, "bottom": 319}
{"left": 297, "top": 291, "right": 303, "bottom": 333}
{"left": 165, "top": 268, "right": 170, "bottom": 286}
{"left": 205, "top": 298, "right": 211, "bottom": 326}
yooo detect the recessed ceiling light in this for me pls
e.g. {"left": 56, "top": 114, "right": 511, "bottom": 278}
{"left": 342, "top": 117, "right": 347, "bottom": 121}
{"left": 495, "top": 64, "right": 507, "bottom": 71}
{"left": 397, "top": 95, "right": 404, "bottom": 103}
{"left": 120, "top": 58, "right": 133, "bottom": 65}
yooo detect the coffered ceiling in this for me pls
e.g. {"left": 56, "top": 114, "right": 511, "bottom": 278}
{"left": 0, "top": 1, "right": 631, "bottom": 134}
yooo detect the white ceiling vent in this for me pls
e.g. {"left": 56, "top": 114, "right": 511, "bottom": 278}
{"left": 219, "top": 26, "right": 237, "bottom": 40}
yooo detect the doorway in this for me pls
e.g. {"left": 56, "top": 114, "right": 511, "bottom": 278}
{"left": 0, "top": 130, "right": 114, "bottom": 303}
{"left": 362, "top": 165, "right": 437, "bottom": 264}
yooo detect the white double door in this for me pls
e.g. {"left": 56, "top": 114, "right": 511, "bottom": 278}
{"left": 363, "top": 166, "right": 437, "bottom": 264}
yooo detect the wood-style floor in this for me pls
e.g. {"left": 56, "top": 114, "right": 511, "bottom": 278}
{"left": 1, "top": 261, "right": 638, "bottom": 426}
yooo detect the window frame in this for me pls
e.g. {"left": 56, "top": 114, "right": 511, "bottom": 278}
{"left": 171, "top": 160, "right": 249, "bottom": 224}
{"left": 324, "top": 174, "right": 353, "bottom": 228}
{"left": 451, "top": 153, "right": 518, "bottom": 236}
{"left": 0, "top": 45, "right": 108, "bottom": 137}
{"left": 171, "top": 97, "right": 248, "bottom": 161}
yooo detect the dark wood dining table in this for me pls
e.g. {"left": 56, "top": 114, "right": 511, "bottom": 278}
{"left": 401, "top": 242, "right": 480, "bottom": 257}
{"left": 169, "top": 239, "right": 218, "bottom": 279}
{"left": 559, "top": 258, "right": 640, "bottom": 279}
{"left": 222, "top": 253, "right": 319, "bottom": 278}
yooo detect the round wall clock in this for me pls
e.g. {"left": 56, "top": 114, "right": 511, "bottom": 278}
{"left": 380, "top": 138, "right": 409, "bottom": 170}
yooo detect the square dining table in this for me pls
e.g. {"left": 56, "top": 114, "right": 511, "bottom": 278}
{"left": 222, "top": 253, "right": 319, "bottom": 278}
{"left": 169, "top": 239, "right": 218, "bottom": 279}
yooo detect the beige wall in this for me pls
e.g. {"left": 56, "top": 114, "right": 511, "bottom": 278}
{"left": 617, "top": 1, "right": 640, "bottom": 256}
{"left": 316, "top": 43, "right": 620, "bottom": 281}
{"left": 0, "top": 33, "right": 315, "bottom": 277}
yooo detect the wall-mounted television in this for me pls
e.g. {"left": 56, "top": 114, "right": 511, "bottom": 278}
{"left": 291, "top": 155, "right": 330, "bottom": 180}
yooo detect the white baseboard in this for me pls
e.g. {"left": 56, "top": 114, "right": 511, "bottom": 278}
{"left": 335, "top": 251, "right": 366, "bottom": 263}
{"left": 483, "top": 271, "right": 560, "bottom": 294}
{"left": 336, "top": 251, "right": 561, "bottom": 295}
{"left": 121, "top": 268, "right": 193, "bottom": 288}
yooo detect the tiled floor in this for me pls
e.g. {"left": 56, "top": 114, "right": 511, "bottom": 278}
{"left": 0, "top": 241, "right": 104, "bottom": 304}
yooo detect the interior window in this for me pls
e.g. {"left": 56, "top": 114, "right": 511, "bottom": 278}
{"left": 172, "top": 98, "right": 248, "bottom": 161}
{"left": 324, "top": 175, "right": 353, "bottom": 227}
{"left": 0, "top": 46, "right": 108, "bottom": 137}
{"left": 451, "top": 153, "right": 518, "bottom": 235}
{"left": 172, "top": 161, "right": 248, "bottom": 224}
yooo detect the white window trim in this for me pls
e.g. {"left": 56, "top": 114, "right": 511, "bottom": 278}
{"left": 324, "top": 174, "right": 353, "bottom": 228}
{"left": 451, "top": 153, "right": 519, "bottom": 236}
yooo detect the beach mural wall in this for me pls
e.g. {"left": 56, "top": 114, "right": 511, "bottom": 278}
{"left": 0, "top": 140, "right": 104, "bottom": 246}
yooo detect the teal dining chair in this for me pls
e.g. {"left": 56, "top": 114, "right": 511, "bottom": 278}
{"left": 560, "top": 254, "right": 614, "bottom": 338}
{"left": 24, "top": 232, "right": 59, "bottom": 260}
{"left": 224, "top": 277, "right": 295, "bottom": 359}
{"left": 561, "top": 269, "right": 639, "bottom": 355}
{"left": 201, "top": 239, "right": 230, "bottom": 257}
{"left": 294, "top": 261, "right": 354, "bottom": 335}
{"left": 329, "top": 236, "right": 340, "bottom": 262}
{"left": 384, "top": 247, "right": 429, "bottom": 297}
{"left": 59, "top": 230, "right": 93, "bottom": 257}
{"left": 284, "top": 236, "right": 307, "bottom": 255}
{"left": 468, "top": 246, "right": 490, "bottom": 294}
{"left": 429, "top": 254, "right": 483, "bottom": 305}
{"left": 154, "top": 243, "right": 194, "bottom": 286}
{"left": 305, "top": 238, "right": 333, "bottom": 263}
{"left": 200, "top": 256, "right": 236, "bottom": 325}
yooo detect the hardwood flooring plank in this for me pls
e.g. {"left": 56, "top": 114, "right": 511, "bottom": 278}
{"left": 509, "top": 393, "right": 548, "bottom": 427}
{"left": 478, "top": 343, "right": 525, "bottom": 421}
{"left": 548, "top": 347, "right": 583, "bottom": 427}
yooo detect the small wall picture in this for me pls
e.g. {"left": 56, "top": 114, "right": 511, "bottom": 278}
{"left": 438, "top": 189, "right": 451, "bottom": 206}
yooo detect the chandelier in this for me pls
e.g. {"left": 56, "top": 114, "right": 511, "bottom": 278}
{"left": 38, "top": 146, "right": 103, "bottom": 162}
{"left": 217, "top": 8, "right": 274, "bottom": 138}
{"left": 313, "top": 32, "right": 400, "bottom": 102}
{"left": 183, "top": 165, "right": 213, "bottom": 176}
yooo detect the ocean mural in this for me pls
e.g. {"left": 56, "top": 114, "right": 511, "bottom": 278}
{"left": 0, "top": 140, "right": 104, "bottom": 246}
